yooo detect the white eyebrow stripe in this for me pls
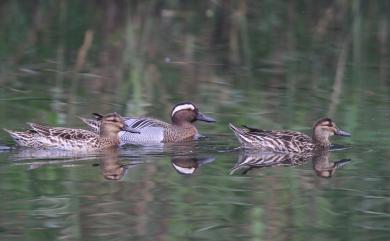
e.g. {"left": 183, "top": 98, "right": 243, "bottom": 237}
{"left": 172, "top": 163, "right": 196, "bottom": 174}
{"left": 171, "top": 104, "right": 195, "bottom": 116}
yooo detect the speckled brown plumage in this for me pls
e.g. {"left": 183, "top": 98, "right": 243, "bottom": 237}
{"left": 229, "top": 117, "right": 351, "bottom": 153}
{"left": 162, "top": 124, "right": 198, "bottom": 142}
{"left": 3, "top": 112, "right": 137, "bottom": 151}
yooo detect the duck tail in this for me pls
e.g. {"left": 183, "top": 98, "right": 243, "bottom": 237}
{"left": 78, "top": 116, "right": 100, "bottom": 133}
{"left": 3, "top": 128, "right": 34, "bottom": 146}
{"left": 3, "top": 128, "right": 16, "bottom": 137}
{"left": 229, "top": 123, "right": 254, "bottom": 145}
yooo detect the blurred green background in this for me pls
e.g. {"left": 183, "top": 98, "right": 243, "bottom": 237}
{"left": 0, "top": 1, "right": 389, "bottom": 241}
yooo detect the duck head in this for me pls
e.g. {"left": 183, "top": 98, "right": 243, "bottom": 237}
{"left": 93, "top": 112, "right": 140, "bottom": 138}
{"left": 170, "top": 102, "right": 216, "bottom": 125}
{"left": 312, "top": 117, "right": 351, "bottom": 146}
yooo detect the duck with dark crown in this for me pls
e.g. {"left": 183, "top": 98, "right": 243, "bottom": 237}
{"left": 229, "top": 117, "right": 351, "bottom": 153}
{"left": 3, "top": 112, "right": 139, "bottom": 151}
{"left": 80, "top": 101, "right": 216, "bottom": 145}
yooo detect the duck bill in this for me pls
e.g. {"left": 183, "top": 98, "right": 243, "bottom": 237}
{"left": 196, "top": 112, "right": 216, "bottom": 123}
{"left": 122, "top": 124, "right": 140, "bottom": 134}
{"left": 335, "top": 128, "right": 351, "bottom": 137}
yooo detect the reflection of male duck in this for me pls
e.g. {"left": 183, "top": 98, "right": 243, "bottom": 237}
{"left": 231, "top": 149, "right": 351, "bottom": 178}
{"left": 166, "top": 141, "right": 215, "bottom": 175}
{"left": 171, "top": 156, "right": 215, "bottom": 175}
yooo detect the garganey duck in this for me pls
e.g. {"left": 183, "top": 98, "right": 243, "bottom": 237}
{"left": 229, "top": 117, "right": 351, "bottom": 153}
{"left": 3, "top": 112, "right": 139, "bottom": 151}
{"left": 80, "top": 102, "right": 216, "bottom": 145}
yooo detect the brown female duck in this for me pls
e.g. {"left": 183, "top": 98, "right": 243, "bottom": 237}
{"left": 3, "top": 112, "right": 139, "bottom": 151}
{"left": 229, "top": 117, "right": 351, "bottom": 153}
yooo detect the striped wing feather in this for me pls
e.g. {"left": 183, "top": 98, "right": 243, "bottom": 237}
{"left": 125, "top": 117, "right": 170, "bottom": 129}
{"left": 28, "top": 123, "right": 97, "bottom": 140}
{"left": 120, "top": 118, "right": 168, "bottom": 144}
{"left": 80, "top": 117, "right": 170, "bottom": 132}
{"left": 80, "top": 117, "right": 169, "bottom": 144}
{"left": 230, "top": 123, "right": 314, "bottom": 153}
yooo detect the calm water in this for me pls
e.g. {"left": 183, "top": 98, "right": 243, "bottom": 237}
{"left": 0, "top": 1, "right": 390, "bottom": 241}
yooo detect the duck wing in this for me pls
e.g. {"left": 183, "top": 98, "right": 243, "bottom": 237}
{"left": 250, "top": 130, "right": 313, "bottom": 153}
{"left": 230, "top": 123, "right": 313, "bottom": 153}
{"left": 242, "top": 125, "right": 267, "bottom": 133}
{"left": 79, "top": 116, "right": 168, "bottom": 144}
{"left": 125, "top": 117, "right": 170, "bottom": 129}
{"left": 27, "top": 123, "right": 97, "bottom": 140}
{"left": 119, "top": 117, "right": 168, "bottom": 144}
{"left": 78, "top": 117, "right": 100, "bottom": 133}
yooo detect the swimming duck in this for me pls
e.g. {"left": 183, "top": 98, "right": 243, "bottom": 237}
{"left": 229, "top": 117, "right": 351, "bottom": 153}
{"left": 3, "top": 112, "right": 140, "bottom": 151}
{"left": 80, "top": 102, "right": 216, "bottom": 145}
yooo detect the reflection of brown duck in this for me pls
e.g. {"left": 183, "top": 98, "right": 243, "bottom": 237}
{"left": 231, "top": 149, "right": 351, "bottom": 177}
{"left": 98, "top": 149, "right": 146, "bottom": 180}
{"left": 231, "top": 151, "right": 311, "bottom": 175}
{"left": 99, "top": 149, "right": 126, "bottom": 180}
{"left": 11, "top": 148, "right": 143, "bottom": 180}
{"left": 312, "top": 150, "right": 351, "bottom": 178}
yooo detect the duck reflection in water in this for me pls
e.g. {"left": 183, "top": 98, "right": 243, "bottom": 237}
{"left": 9, "top": 148, "right": 99, "bottom": 170}
{"left": 312, "top": 150, "right": 351, "bottom": 178}
{"left": 9, "top": 148, "right": 144, "bottom": 180}
{"left": 97, "top": 149, "right": 148, "bottom": 180}
{"left": 231, "top": 149, "right": 351, "bottom": 178}
{"left": 9, "top": 142, "right": 215, "bottom": 178}
{"left": 117, "top": 141, "right": 216, "bottom": 175}
{"left": 98, "top": 149, "right": 127, "bottom": 180}
{"left": 165, "top": 142, "right": 215, "bottom": 175}
{"left": 171, "top": 156, "right": 215, "bottom": 175}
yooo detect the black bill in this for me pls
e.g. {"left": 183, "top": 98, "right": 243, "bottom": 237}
{"left": 196, "top": 112, "right": 216, "bottom": 123}
{"left": 335, "top": 128, "right": 351, "bottom": 137}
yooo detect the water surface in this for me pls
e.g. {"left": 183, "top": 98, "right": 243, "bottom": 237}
{"left": 1, "top": 1, "right": 390, "bottom": 241}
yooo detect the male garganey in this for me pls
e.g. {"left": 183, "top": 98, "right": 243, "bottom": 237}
{"left": 81, "top": 102, "right": 216, "bottom": 145}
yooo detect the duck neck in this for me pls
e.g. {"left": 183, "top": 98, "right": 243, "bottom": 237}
{"left": 99, "top": 135, "right": 120, "bottom": 147}
{"left": 99, "top": 127, "right": 120, "bottom": 141}
{"left": 172, "top": 119, "right": 192, "bottom": 127}
{"left": 312, "top": 130, "right": 331, "bottom": 148}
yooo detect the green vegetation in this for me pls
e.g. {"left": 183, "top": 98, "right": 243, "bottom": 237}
{"left": 0, "top": 1, "right": 389, "bottom": 240}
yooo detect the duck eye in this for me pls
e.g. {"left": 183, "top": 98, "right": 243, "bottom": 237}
{"left": 106, "top": 118, "right": 117, "bottom": 122}
{"left": 322, "top": 122, "right": 333, "bottom": 127}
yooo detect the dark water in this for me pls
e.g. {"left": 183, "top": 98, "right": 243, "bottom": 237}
{"left": 1, "top": 1, "right": 390, "bottom": 240}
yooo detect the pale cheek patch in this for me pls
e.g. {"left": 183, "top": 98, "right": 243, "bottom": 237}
{"left": 171, "top": 104, "right": 195, "bottom": 116}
